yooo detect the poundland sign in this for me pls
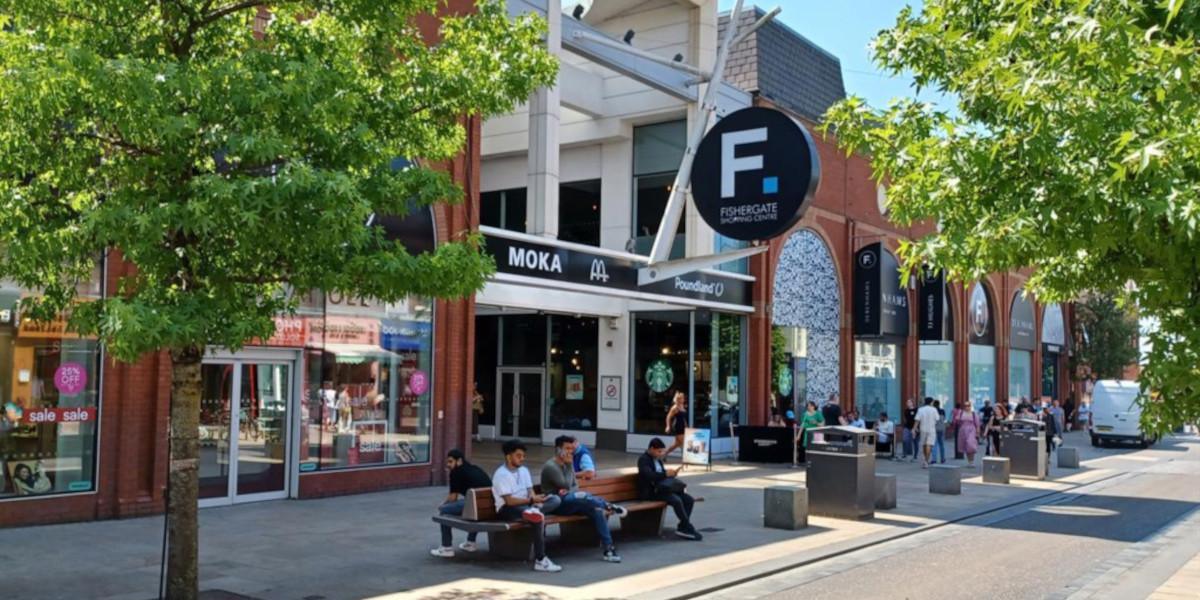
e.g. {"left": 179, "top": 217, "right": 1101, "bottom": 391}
{"left": 691, "top": 107, "right": 820, "bottom": 241}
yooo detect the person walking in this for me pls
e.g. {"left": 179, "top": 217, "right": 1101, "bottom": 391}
{"left": 1041, "top": 405, "right": 1061, "bottom": 470}
{"left": 987, "top": 402, "right": 1008, "bottom": 456}
{"left": 954, "top": 402, "right": 982, "bottom": 467}
{"left": 492, "top": 440, "right": 562, "bottom": 572}
{"left": 902, "top": 398, "right": 919, "bottom": 461}
{"left": 821, "top": 393, "right": 843, "bottom": 427}
{"left": 540, "top": 436, "right": 628, "bottom": 563}
{"left": 430, "top": 449, "right": 491, "bottom": 558}
{"left": 932, "top": 400, "right": 948, "bottom": 464}
{"left": 798, "top": 400, "right": 825, "bottom": 463}
{"left": 637, "top": 438, "right": 702, "bottom": 540}
{"left": 470, "top": 384, "right": 485, "bottom": 442}
{"left": 915, "top": 398, "right": 940, "bottom": 468}
{"left": 664, "top": 391, "right": 688, "bottom": 457}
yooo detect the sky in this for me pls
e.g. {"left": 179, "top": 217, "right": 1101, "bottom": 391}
{"left": 716, "top": 0, "right": 952, "bottom": 112}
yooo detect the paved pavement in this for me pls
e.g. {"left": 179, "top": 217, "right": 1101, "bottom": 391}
{"left": 2, "top": 431, "right": 1184, "bottom": 600}
{"left": 696, "top": 433, "right": 1200, "bottom": 600}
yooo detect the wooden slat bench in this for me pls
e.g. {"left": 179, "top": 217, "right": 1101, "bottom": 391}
{"left": 432, "top": 472, "right": 703, "bottom": 559}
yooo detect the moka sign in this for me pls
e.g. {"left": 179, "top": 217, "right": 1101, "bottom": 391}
{"left": 691, "top": 107, "right": 820, "bottom": 241}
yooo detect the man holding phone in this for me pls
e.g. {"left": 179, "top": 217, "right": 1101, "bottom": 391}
{"left": 540, "top": 435, "right": 628, "bottom": 562}
{"left": 636, "top": 438, "right": 702, "bottom": 540}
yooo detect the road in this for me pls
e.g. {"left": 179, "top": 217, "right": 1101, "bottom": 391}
{"left": 699, "top": 435, "right": 1200, "bottom": 600}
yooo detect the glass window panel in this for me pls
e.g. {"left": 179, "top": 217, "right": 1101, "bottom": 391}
{"left": 480, "top": 188, "right": 527, "bottom": 233}
{"left": 919, "top": 342, "right": 955, "bottom": 410}
{"left": 854, "top": 341, "right": 901, "bottom": 422}
{"left": 546, "top": 315, "right": 598, "bottom": 431}
{"left": 1009, "top": 349, "right": 1033, "bottom": 406}
{"left": 474, "top": 315, "right": 499, "bottom": 426}
{"left": 633, "top": 120, "right": 687, "bottom": 176}
{"left": 500, "top": 314, "right": 547, "bottom": 366}
{"left": 559, "top": 180, "right": 601, "bottom": 246}
{"left": 968, "top": 343, "right": 996, "bottom": 410}
{"left": 633, "top": 173, "right": 686, "bottom": 257}
{"left": 632, "top": 311, "right": 691, "bottom": 434}
{"left": 713, "top": 313, "right": 743, "bottom": 437}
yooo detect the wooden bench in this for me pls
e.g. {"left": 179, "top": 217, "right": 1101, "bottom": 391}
{"left": 432, "top": 472, "right": 703, "bottom": 559}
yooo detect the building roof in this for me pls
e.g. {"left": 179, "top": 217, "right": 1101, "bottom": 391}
{"left": 718, "top": 7, "right": 846, "bottom": 123}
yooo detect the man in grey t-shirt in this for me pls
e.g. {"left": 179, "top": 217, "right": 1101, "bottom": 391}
{"left": 539, "top": 435, "right": 628, "bottom": 563}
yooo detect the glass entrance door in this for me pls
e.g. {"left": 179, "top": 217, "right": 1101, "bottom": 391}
{"left": 498, "top": 369, "right": 543, "bottom": 440}
{"left": 199, "top": 359, "right": 294, "bottom": 506}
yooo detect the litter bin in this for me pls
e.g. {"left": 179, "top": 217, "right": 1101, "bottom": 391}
{"left": 806, "top": 426, "right": 877, "bottom": 519}
{"left": 1000, "top": 418, "right": 1046, "bottom": 480}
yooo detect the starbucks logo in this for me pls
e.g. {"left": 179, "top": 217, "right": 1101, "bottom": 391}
{"left": 777, "top": 368, "right": 793, "bottom": 398}
{"left": 645, "top": 359, "right": 674, "bottom": 393}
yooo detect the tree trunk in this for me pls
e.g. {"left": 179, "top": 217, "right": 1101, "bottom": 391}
{"left": 167, "top": 346, "right": 203, "bottom": 600}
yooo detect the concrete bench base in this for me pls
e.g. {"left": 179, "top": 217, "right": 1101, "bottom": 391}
{"left": 983, "top": 457, "right": 1011, "bottom": 484}
{"left": 874, "top": 474, "right": 897, "bottom": 509}
{"left": 764, "top": 485, "right": 808, "bottom": 530}
{"left": 1058, "top": 447, "right": 1080, "bottom": 469}
{"left": 929, "top": 465, "right": 962, "bottom": 495}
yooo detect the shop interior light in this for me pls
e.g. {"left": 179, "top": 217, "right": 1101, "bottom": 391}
{"left": 661, "top": 346, "right": 670, "bottom": 355}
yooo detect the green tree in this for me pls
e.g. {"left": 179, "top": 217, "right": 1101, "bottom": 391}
{"left": 1070, "top": 292, "right": 1141, "bottom": 382}
{"left": 823, "top": 0, "right": 1200, "bottom": 432}
{"left": 0, "top": 2, "right": 555, "bottom": 597}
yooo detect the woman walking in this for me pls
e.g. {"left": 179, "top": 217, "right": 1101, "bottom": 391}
{"left": 664, "top": 391, "right": 689, "bottom": 456}
{"left": 954, "top": 402, "right": 982, "bottom": 467}
{"left": 797, "top": 401, "right": 825, "bottom": 464}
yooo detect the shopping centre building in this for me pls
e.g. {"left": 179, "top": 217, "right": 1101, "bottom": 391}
{"left": 0, "top": 0, "right": 1077, "bottom": 527}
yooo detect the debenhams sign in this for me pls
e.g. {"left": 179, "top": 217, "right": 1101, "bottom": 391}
{"left": 485, "top": 234, "right": 749, "bottom": 307}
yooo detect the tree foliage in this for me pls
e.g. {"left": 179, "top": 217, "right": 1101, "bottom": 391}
{"left": 1070, "top": 292, "right": 1141, "bottom": 381}
{"left": 824, "top": 0, "right": 1200, "bottom": 430}
{"left": 0, "top": 0, "right": 557, "bottom": 360}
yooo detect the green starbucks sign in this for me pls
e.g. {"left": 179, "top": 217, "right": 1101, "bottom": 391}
{"left": 645, "top": 359, "right": 674, "bottom": 393}
{"left": 777, "top": 367, "right": 793, "bottom": 398}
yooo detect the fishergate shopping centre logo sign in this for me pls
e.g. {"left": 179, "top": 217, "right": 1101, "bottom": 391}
{"left": 691, "top": 106, "right": 821, "bottom": 241}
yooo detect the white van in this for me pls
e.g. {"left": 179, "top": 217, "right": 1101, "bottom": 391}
{"left": 1089, "top": 379, "right": 1157, "bottom": 448}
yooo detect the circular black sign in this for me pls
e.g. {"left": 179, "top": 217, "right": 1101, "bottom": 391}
{"left": 691, "top": 107, "right": 820, "bottom": 241}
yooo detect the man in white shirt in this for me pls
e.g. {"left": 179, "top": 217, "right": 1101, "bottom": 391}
{"left": 492, "top": 440, "right": 562, "bottom": 573}
{"left": 914, "top": 398, "right": 941, "bottom": 468}
{"left": 875, "top": 412, "right": 896, "bottom": 458}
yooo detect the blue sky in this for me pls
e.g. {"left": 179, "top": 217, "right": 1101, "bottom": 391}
{"left": 717, "top": 0, "right": 951, "bottom": 111}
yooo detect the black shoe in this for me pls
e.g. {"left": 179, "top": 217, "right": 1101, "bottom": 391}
{"left": 602, "top": 545, "right": 622, "bottom": 563}
{"left": 607, "top": 503, "right": 629, "bottom": 518}
{"left": 674, "top": 523, "right": 703, "bottom": 541}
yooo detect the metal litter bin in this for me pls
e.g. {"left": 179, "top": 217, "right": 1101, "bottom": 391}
{"left": 806, "top": 426, "right": 877, "bottom": 519}
{"left": 1000, "top": 418, "right": 1046, "bottom": 480}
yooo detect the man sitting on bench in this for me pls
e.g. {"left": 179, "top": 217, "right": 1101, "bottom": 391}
{"left": 875, "top": 412, "right": 896, "bottom": 458}
{"left": 430, "top": 448, "right": 491, "bottom": 558}
{"left": 541, "top": 435, "right": 629, "bottom": 563}
{"left": 637, "top": 438, "right": 703, "bottom": 541}
{"left": 494, "top": 440, "right": 562, "bottom": 573}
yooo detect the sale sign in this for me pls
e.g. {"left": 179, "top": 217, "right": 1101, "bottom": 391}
{"left": 54, "top": 363, "right": 88, "bottom": 395}
{"left": 409, "top": 370, "right": 429, "bottom": 395}
{"left": 24, "top": 407, "right": 97, "bottom": 424}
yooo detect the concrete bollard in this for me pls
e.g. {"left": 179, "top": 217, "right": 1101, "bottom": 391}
{"left": 764, "top": 485, "right": 809, "bottom": 530}
{"left": 1058, "top": 447, "right": 1080, "bottom": 469}
{"left": 929, "top": 464, "right": 962, "bottom": 495}
{"left": 983, "top": 457, "right": 1011, "bottom": 484}
{"left": 874, "top": 473, "right": 897, "bottom": 509}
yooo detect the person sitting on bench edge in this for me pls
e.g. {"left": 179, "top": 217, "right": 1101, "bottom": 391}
{"left": 540, "top": 435, "right": 629, "bottom": 563}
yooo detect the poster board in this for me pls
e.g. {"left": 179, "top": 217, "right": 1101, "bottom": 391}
{"left": 682, "top": 427, "right": 711, "bottom": 467}
{"left": 600, "top": 376, "right": 621, "bottom": 411}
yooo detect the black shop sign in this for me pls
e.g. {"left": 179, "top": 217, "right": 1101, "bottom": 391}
{"left": 1010, "top": 292, "right": 1037, "bottom": 351}
{"left": 853, "top": 243, "right": 910, "bottom": 339}
{"left": 691, "top": 107, "right": 820, "bottom": 241}
{"left": 919, "top": 268, "right": 953, "bottom": 342}
{"left": 485, "top": 234, "right": 751, "bottom": 308}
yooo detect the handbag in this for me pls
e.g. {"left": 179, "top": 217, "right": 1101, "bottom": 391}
{"left": 656, "top": 477, "right": 687, "bottom": 495}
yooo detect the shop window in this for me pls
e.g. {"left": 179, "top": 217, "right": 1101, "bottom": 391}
{"left": 696, "top": 312, "right": 743, "bottom": 437}
{"left": 480, "top": 188, "right": 527, "bottom": 233}
{"left": 546, "top": 315, "right": 598, "bottom": 431}
{"left": 632, "top": 311, "right": 691, "bottom": 435}
{"left": 919, "top": 342, "right": 955, "bottom": 409}
{"left": 1041, "top": 354, "right": 1059, "bottom": 400}
{"left": 0, "top": 264, "right": 104, "bottom": 500}
{"left": 559, "top": 180, "right": 601, "bottom": 247}
{"left": 302, "top": 296, "right": 434, "bottom": 470}
{"left": 854, "top": 340, "right": 901, "bottom": 422}
{"left": 473, "top": 315, "right": 499, "bottom": 426}
{"left": 1009, "top": 349, "right": 1033, "bottom": 405}
{"left": 771, "top": 326, "right": 808, "bottom": 418}
{"left": 500, "top": 314, "right": 547, "bottom": 366}
{"left": 968, "top": 344, "right": 996, "bottom": 410}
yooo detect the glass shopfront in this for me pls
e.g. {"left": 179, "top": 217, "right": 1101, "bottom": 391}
{"left": 1008, "top": 349, "right": 1033, "bottom": 402}
{"left": 547, "top": 316, "right": 598, "bottom": 431}
{"left": 632, "top": 310, "right": 744, "bottom": 437}
{"left": 771, "top": 326, "right": 808, "bottom": 419}
{"left": 855, "top": 341, "right": 901, "bottom": 421}
{"left": 1, "top": 270, "right": 104, "bottom": 500}
{"left": 302, "top": 294, "right": 434, "bottom": 471}
{"left": 919, "top": 342, "right": 955, "bottom": 408}
{"left": 967, "top": 283, "right": 997, "bottom": 409}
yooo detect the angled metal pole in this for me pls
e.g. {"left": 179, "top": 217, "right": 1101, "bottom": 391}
{"left": 646, "top": 0, "right": 745, "bottom": 265}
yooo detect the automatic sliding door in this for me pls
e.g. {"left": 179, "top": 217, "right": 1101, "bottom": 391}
{"left": 235, "top": 362, "right": 290, "bottom": 497}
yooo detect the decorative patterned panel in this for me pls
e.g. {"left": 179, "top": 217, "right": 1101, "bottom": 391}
{"left": 773, "top": 229, "right": 841, "bottom": 406}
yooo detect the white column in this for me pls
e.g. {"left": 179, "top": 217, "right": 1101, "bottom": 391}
{"left": 599, "top": 137, "right": 633, "bottom": 252}
{"left": 527, "top": 2, "right": 562, "bottom": 238}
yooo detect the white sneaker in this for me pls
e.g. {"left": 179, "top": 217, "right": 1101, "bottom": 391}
{"left": 430, "top": 546, "right": 454, "bottom": 558}
{"left": 522, "top": 507, "right": 545, "bottom": 524}
{"left": 458, "top": 541, "right": 478, "bottom": 553}
{"left": 534, "top": 556, "right": 562, "bottom": 573}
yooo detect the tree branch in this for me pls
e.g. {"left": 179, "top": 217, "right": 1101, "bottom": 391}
{"left": 67, "top": 131, "right": 161, "bottom": 157}
{"left": 195, "top": 0, "right": 269, "bottom": 30}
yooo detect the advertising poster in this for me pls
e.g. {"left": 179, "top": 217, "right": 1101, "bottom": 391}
{"left": 565, "top": 375, "right": 584, "bottom": 400}
{"left": 683, "top": 427, "right": 710, "bottom": 467}
{"left": 353, "top": 420, "right": 388, "bottom": 464}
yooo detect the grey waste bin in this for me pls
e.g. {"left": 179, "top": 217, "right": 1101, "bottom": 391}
{"left": 1000, "top": 418, "right": 1046, "bottom": 480}
{"left": 806, "top": 426, "right": 877, "bottom": 519}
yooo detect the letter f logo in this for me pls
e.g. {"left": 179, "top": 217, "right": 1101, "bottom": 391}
{"left": 721, "top": 127, "right": 768, "bottom": 198}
